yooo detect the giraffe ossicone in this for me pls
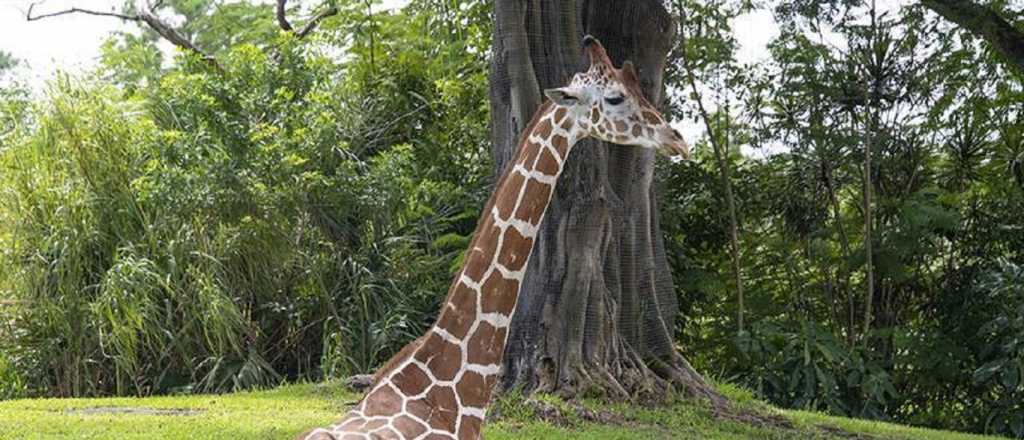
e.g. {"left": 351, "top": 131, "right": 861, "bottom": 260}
{"left": 296, "top": 35, "right": 689, "bottom": 440}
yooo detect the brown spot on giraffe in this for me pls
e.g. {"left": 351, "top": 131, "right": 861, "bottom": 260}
{"left": 371, "top": 428, "right": 401, "bottom": 439}
{"left": 553, "top": 107, "right": 567, "bottom": 124}
{"left": 467, "top": 322, "right": 507, "bottom": 366}
{"left": 415, "top": 332, "right": 461, "bottom": 382}
{"left": 463, "top": 222, "right": 501, "bottom": 282}
{"left": 458, "top": 415, "right": 484, "bottom": 440}
{"left": 363, "top": 386, "right": 402, "bottom": 417}
{"left": 535, "top": 147, "right": 560, "bottom": 176}
{"left": 405, "top": 395, "right": 433, "bottom": 421}
{"left": 456, "top": 371, "right": 489, "bottom": 408}
{"left": 497, "top": 226, "right": 533, "bottom": 271}
{"left": 362, "top": 419, "right": 388, "bottom": 431}
{"left": 392, "top": 416, "right": 428, "bottom": 439}
{"left": 391, "top": 363, "right": 430, "bottom": 396}
{"left": 493, "top": 173, "right": 524, "bottom": 221}
{"left": 337, "top": 417, "right": 365, "bottom": 432}
{"left": 424, "top": 386, "right": 459, "bottom": 432}
{"left": 535, "top": 119, "right": 553, "bottom": 139}
{"left": 480, "top": 270, "right": 519, "bottom": 316}
{"left": 436, "top": 282, "right": 477, "bottom": 339}
{"left": 551, "top": 134, "right": 569, "bottom": 159}
{"left": 517, "top": 141, "right": 542, "bottom": 168}
{"left": 300, "top": 431, "right": 336, "bottom": 440}
{"left": 513, "top": 179, "right": 552, "bottom": 226}
{"left": 614, "top": 119, "right": 628, "bottom": 132}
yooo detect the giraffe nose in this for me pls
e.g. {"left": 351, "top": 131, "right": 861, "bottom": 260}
{"left": 658, "top": 127, "right": 690, "bottom": 162}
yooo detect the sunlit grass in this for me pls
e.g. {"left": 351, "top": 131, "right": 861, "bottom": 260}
{"left": 0, "top": 382, "right": 1002, "bottom": 440}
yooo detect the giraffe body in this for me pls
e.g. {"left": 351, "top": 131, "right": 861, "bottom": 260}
{"left": 297, "top": 36, "right": 688, "bottom": 440}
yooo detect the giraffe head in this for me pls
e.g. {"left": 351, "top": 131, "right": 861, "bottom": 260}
{"left": 544, "top": 36, "right": 689, "bottom": 161}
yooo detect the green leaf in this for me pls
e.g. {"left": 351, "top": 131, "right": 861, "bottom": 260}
{"left": 1001, "top": 363, "right": 1020, "bottom": 390}
{"left": 974, "top": 360, "right": 1007, "bottom": 384}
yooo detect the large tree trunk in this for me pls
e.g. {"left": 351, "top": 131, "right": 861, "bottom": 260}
{"left": 489, "top": 0, "right": 723, "bottom": 406}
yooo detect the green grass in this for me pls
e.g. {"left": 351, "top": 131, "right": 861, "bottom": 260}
{"left": 0, "top": 382, "right": 1002, "bottom": 440}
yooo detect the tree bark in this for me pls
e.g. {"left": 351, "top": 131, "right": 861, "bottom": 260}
{"left": 920, "top": 0, "right": 1024, "bottom": 75}
{"left": 490, "top": 0, "right": 724, "bottom": 406}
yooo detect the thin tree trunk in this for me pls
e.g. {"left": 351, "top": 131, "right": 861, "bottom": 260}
{"left": 490, "top": 0, "right": 724, "bottom": 406}
{"left": 863, "top": 110, "right": 875, "bottom": 341}
{"left": 862, "top": 0, "right": 878, "bottom": 342}
{"left": 677, "top": 23, "right": 746, "bottom": 335}
{"left": 823, "top": 158, "right": 856, "bottom": 345}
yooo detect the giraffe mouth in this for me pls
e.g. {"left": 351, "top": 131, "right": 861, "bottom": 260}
{"left": 662, "top": 143, "right": 690, "bottom": 163}
{"left": 658, "top": 129, "right": 691, "bottom": 162}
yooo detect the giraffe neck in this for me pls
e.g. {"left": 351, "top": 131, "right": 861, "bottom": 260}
{"left": 299, "top": 103, "right": 581, "bottom": 440}
{"left": 322, "top": 102, "right": 580, "bottom": 440}
{"left": 427, "top": 100, "right": 579, "bottom": 379}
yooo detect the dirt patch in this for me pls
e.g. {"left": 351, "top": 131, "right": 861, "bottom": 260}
{"left": 718, "top": 406, "right": 795, "bottom": 430}
{"left": 529, "top": 399, "right": 626, "bottom": 427}
{"left": 65, "top": 407, "right": 205, "bottom": 416}
{"left": 487, "top": 398, "right": 627, "bottom": 428}
{"left": 817, "top": 424, "right": 885, "bottom": 439}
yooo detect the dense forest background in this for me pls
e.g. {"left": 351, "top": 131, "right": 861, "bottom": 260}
{"left": 0, "top": 0, "right": 1022, "bottom": 438}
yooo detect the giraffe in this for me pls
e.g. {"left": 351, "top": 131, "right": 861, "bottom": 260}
{"left": 296, "top": 35, "right": 689, "bottom": 440}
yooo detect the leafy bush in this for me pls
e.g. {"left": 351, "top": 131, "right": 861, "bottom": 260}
{"left": 971, "top": 262, "right": 1024, "bottom": 437}
{"left": 736, "top": 321, "right": 896, "bottom": 419}
{"left": 0, "top": 19, "right": 488, "bottom": 397}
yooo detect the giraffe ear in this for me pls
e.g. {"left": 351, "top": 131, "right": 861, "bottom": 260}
{"left": 544, "top": 88, "right": 579, "bottom": 106}
{"left": 621, "top": 61, "right": 640, "bottom": 84}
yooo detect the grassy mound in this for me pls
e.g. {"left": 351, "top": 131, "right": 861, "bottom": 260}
{"left": 0, "top": 383, "right": 999, "bottom": 440}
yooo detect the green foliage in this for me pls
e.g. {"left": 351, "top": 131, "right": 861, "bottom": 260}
{"left": 0, "top": 2, "right": 488, "bottom": 398}
{"left": 738, "top": 321, "right": 897, "bottom": 418}
{"left": 1, "top": 1, "right": 1022, "bottom": 439}
{"left": 99, "top": 33, "right": 164, "bottom": 93}
{"left": 971, "top": 262, "right": 1024, "bottom": 437}
{"left": 662, "top": 0, "right": 1024, "bottom": 438}
{"left": 0, "top": 352, "right": 25, "bottom": 400}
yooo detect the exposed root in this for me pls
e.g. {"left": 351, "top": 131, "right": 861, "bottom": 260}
{"left": 648, "top": 352, "right": 730, "bottom": 413}
{"left": 510, "top": 398, "right": 627, "bottom": 427}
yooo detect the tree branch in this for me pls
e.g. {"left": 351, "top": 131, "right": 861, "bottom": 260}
{"left": 920, "top": 0, "right": 1024, "bottom": 75}
{"left": 274, "top": 0, "right": 338, "bottom": 39}
{"left": 25, "top": 1, "right": 219, "bottom": 69}
{"left": 295, "top": 5, "right": 339, "bottom": 38}
{"left": 26, "top": 2, "right": 134, "bottom": 21}
{"left": 276, "top": 0, "right": 293, "bottom": 31}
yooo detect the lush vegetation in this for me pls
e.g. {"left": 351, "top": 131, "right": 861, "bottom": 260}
{"left": 660, "top": 0, "right": 1024, "bottom": 437}
{"left": 1, "top": 0, "right": 1022, "bottom": 438}
{"left": 0, "top": 381, "right": 1002, "bottom": 439}
{"left": 0, "top": 0, "right": 492, "bottom": 398}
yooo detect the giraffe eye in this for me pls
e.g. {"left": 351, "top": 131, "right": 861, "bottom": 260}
{"left": 605, "top": 95, "right": 625, "bottom": 105}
